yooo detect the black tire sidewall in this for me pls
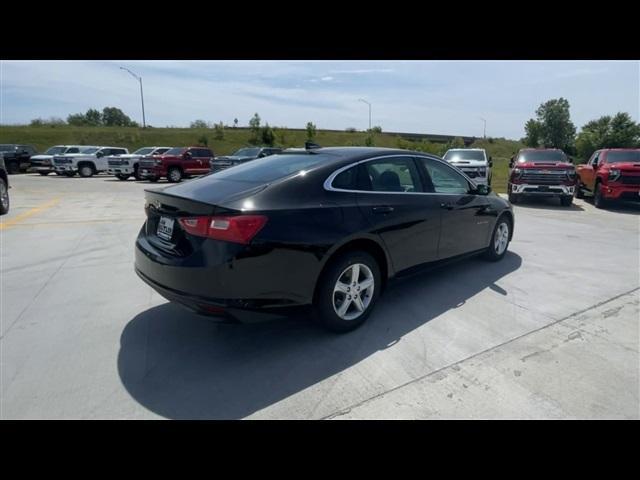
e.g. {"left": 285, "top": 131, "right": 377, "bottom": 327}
{"left": 315, "top": 251, "right": 381, "bottom": 333}
{"left": 0, "top": 178, "right": 9, "bottom": 214}
{"left": 484, "top": 216, "right": 511, "bottom": 261}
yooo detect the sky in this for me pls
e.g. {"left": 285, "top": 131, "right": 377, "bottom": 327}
{"left": 1, "top": 60, "right": 638, "bottom": 140}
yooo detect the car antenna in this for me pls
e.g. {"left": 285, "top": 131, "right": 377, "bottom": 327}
{"left": 305, "top": 141, "right": 321, "bottom": 151}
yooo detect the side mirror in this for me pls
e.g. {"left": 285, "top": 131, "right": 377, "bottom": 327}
{"left": 489, "top": 156, "right": 493, "bottom": 167}
{"left": 508, "top": 160, "right": 514, "bottom": 168}
{"left": 183, "top": 152, "right": 192, "bottom": 159}
{"left": 96, "top": 152, "right": 104, "bottom": 158}
{"left": 475, "top": 184, "right": 491, "bottom": 195}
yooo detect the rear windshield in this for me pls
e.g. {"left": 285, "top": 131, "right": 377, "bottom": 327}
{"left": 233, "top": 148, "right": 260, "bottom": 157}
{"left": 607, "top": 151, "right": 640, "bottom": 163}
{"left": 44, "top": 146, "right": 67, "bottom": 155}
{"left": 133, "top": 147, "right": 155, "bottom": 155}
{"left": 164, "top": 147, "right": 186, "bottom": 156}
{"left": 211, "top": 153, "right": 334, "bottom": 182}
{"left": 518, "top": 150, "right": 567, "bottom": 163}
{"left": 443, "top": 150, "right": 485, "bottom": 161}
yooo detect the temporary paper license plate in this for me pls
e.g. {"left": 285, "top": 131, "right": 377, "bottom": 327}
{"left": 157, "top": 216, "right": 174, "bottom": 241}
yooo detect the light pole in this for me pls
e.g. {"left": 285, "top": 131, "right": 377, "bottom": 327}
{"left": 479, "top": 117, "right": 486, "bottom": 139}
{"left": 120, "top": 66, "right": 146, "bottom": 128}
{"left": 358, "top": 98, "right": 371, "bottom": 131}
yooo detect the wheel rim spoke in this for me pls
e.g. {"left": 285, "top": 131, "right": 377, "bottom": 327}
{"left": 332, "top": 262, "right": 375, "bottom": 321}
{"left": 337, "top": 298, "right": 351, "bottom": 317}
{"left": 353, "top": 296, "right": 365, "bottom": 312}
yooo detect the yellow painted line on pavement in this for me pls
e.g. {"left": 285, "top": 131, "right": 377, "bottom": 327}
{"left": 0, "top": 198, "right": 61, "bottom": 230}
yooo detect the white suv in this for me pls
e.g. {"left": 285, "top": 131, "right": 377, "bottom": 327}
{"left": 107, "top": 146, "right": 171, "bottom": 181}
{"left": 442, "top": 148, "right": 493, "bottom": 186}
{"left": 53, "top": 146, "right": 129, "bottom": 177}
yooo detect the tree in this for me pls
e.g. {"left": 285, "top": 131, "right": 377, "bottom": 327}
{"left": 345, "top": 127, "right": 357, "bottom": 133}
{"left": 214, "top": 122, "right": 225, "bottom": 140}
{"left": 190, "top": 119, "right": 208, "bottom": 128}
{"left": 249, "top": 113, "right": 262, "bottom": 145}
{"left": 101, "top": 107, "right": 137, "bottom": 126}
{"left": 67, "top": 113, "right": 87, "bottom": 126}
{"left": 85, "top": 108, "right": 103, "bottom": 126}
{"left": 524, "top": 98, "right": 576, "bottom": 151}
{"left": 198, "top": 134, "right": 209, "bottom": 146}
{"left": 261, "top": 124, "right": 275, "bottom": 146}
{"left": 370, "top": 126, "right": 382, "bottom": 133}
{"left": 30, "top": 117, "right": 65, "bottom": 127}
{"left": 233, "top": 118, "right": 238, "bottom": 128}
{"left": 524, "top": 119, "right": 543, "bottom": 147}
{"left": 576, "top": 112, "right": 640, "bottom": 160}
{"left": 306, "top": 121, "right": 317, "bottom": 140}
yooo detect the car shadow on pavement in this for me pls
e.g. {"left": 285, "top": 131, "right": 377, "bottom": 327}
{"left": 513, "top": 197, "right": 585, "bottom": 211}
{"left": 117, "top": 251, "right": 522, "bottom": 419}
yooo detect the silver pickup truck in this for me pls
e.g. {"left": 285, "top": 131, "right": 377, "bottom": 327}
{"left": 442, "top": 148, "right": 493, "bottom": 186}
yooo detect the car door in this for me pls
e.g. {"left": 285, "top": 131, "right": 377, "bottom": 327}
{"left": 181, "top": 148, "right": 199, "bottom": 174}
{"left": 417, "top": 157, "right": 494, "bottom": 259}
{"left": 581, "top": 151, "right": 600, "bottom": 190}
{"left": 195, "top": 149, "right": 213, "bottom": 174}
{"left": 353, "top": 155, "right": 442, "bottom": 273}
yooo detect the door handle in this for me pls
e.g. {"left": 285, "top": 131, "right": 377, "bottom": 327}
{"left": 440, "top": 202, "right": 454, "bottom": 210}
{"left": 372, "top": 206, "right": 394, "bottom": 214}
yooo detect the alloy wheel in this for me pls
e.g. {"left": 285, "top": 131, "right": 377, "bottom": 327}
{"left": 494, "top": 222, "right": 509, "bottom": 255}
{"left": 332, "top": 263, "right": 375, "bottom": 321}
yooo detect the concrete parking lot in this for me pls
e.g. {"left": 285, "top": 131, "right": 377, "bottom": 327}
{"left": 1, "top": 173, "right": 638, "bottom": 419}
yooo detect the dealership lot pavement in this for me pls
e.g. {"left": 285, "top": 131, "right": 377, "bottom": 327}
{"left": 1, "top": 174, "right": 638, "bottom": 419}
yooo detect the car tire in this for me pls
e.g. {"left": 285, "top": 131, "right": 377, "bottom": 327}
{"left": 148, "top": 177, "right": 159, "bottom": 183}
{"left": 575, "top": 183, "right": 585, "bottom": 199}
{"left": 508, "top": 192, "right": 519, "bottom": 204}
{"left": 167, "top": 167, "right": 182, "bottom": 183}
{"left": 315, "top": 250, "right": 381, "bottom": 333}
{"left": 64, "top": 171, "right": 76, "bottom": 177}
{"left": 483, "top": 215, "right": 511, "bottom": 262}
{"left": 116, "top": 174, "right": 130, "bottom": 181}
{"left": 0, "top": 177, "right": 9, "bottom": 215}
{"left": 79, "top": 165, "right": 94, "bottom": 178}
{"left": 560, "top": 195, "right": 573, "bottom": 207}
{"left": 38, "top": 171, "right": 50, "bottom": 176}
{"left": 134, "top": 166, "right": 141, "bottom": 181}
{"left": 7, "top": 161, "right": 20, "bottom": 174}
{"left": 594, "top": 182, "right": 606, "bottom": 209}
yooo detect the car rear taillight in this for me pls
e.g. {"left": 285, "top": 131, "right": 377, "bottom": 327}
{"left": 178, "top": 215, "right": 268, "bottom": 244}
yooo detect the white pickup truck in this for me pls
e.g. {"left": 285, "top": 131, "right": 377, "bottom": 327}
{"left": 53, "top": 146, "right": 129, "bottom": 177}
{"left": 442, "top": 148, "right": 493, "bottom": 186}
{"left": 106, "top": 146, "right": 171, "bottom": 181}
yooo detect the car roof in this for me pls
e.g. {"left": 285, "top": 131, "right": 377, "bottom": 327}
{"left": 519, "top": 148, "right": 564, "bottom": 151}
{"left": 599, "top": 148, "right": 640, "bottom": 152}
{"left": 446, "top": 148, "right": 484, "bottom": 151}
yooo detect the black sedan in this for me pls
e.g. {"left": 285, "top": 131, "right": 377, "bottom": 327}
{"left": 135, "top": 147, "right": 514, "bottom": 332}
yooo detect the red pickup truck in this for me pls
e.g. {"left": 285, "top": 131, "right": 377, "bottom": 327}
{"left": 576, "top": 149, "right": 640, "bottom": 208}
{"left": 138, "top": 146, "right": 214, "bottom": 183}
{"left": 507, "top": 148, "right": 577, "bottom": 206}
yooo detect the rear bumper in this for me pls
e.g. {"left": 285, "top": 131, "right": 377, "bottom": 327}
{"left": 601, "top": 184, "right": 640, "bottom": 200}
{"left": 134, "top": 226, "right": 319, "bottom": 316}
{"left": 108, "top": 166, "right": 135, "bottom": 175}
{"left": 510, "top": 183, "right": 575, "bottom": 196}
{"left": 29, "top": 165, "right": 55, "bottom": 173}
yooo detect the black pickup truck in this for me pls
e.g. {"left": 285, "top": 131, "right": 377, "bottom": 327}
{"left": 0, "top": 155, "right": 10, "bottom": 214}
{"left": 0, "top": 144, "right": 38, "bottom": 173}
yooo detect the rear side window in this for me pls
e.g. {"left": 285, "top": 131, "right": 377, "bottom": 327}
{"left": 66, "top": 148, "right": 80, "bottom": 154}
{"left": 332, "top": 166, "right": 358, "bottom": 190}
{"left": 361, "top": 157, "right": 422, "bottom": 192}
{"left": 155, "top": 148, "right": 170, "bottom": 155}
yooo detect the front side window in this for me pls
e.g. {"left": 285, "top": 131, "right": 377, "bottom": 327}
{"left": 420, "top": 158, "right": 470, "bottom": 194}
{"left": 66, "top": 147, "right": 80, "bottom": 154}
{"left": 362, "top": 157, "right": 421, "bottom": 192}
